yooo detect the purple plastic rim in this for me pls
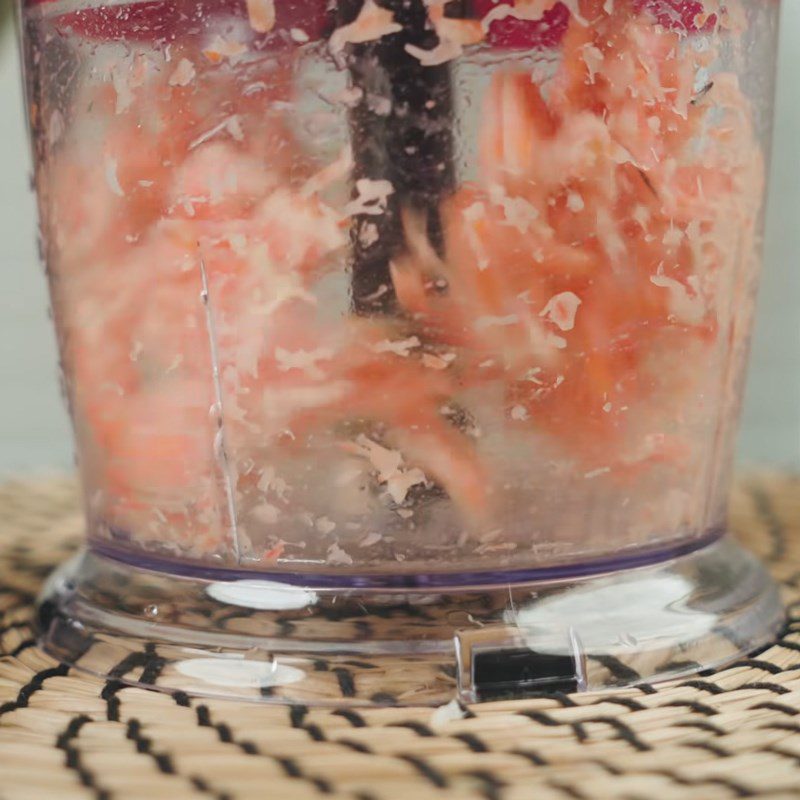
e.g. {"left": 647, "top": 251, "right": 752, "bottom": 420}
{"left": 89, "top": 526, "right": 726, "bottom": 590}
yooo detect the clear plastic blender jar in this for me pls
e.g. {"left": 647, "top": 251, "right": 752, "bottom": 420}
{"left": 20, "top": 0, "right": 783, "bottom": 704}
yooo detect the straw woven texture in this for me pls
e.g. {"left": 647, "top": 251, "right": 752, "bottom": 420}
{"left": 1, "top": 474, "right": 799, "bottom": 800}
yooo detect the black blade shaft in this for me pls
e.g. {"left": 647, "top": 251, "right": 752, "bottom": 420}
{"left": 339, "top": 0, "right": 459, "bottom": 314}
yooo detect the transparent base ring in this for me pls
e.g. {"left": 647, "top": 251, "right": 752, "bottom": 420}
{"left": 37, "top": 537, "right": 784, "bottom": 706}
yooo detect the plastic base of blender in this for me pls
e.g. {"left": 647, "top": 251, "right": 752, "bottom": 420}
{"left": 36, "top": 536, "right": 783, "bottom": 706}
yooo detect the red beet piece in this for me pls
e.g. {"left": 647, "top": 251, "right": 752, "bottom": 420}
{"left": 471, "top": 0, "right": 570, "bottom": 50}
{"left": 634, "top": 0, "right": 717, "bottom": 32}
{"left": 31, "top": 0, "right": 332, "bottom": 44}
{"left": 470, "top": 0, "right": 713, "bottom": 51}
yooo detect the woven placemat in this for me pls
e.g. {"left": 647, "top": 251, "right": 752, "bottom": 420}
{"left": 1, "top": 475, "right": 799, "bottom": 800}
